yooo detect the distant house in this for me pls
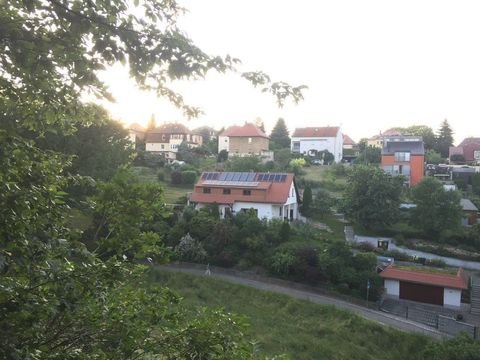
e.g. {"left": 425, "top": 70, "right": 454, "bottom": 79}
{"left": 291, "top": 126, "right": 343, "bottom": 163}
{"left": 192, "top": 126, "right": 218, "bottom": 142}
{"left": 367, "top": 128, "right": 403, "bottom": 149}
{"left": 461, "top": 198, "right": 479, "bottom": 226}
{"left": 342, "top": 134, "right": 358, "bottom": 162}
{"left": 381, "top": 136, "right": 425, "bottom": 186}
{"left": 127, "top": 123, "right": 145, "bottom": 145}
{"left": 145, "top": 123, "right": 202, "bottom": 162}
{"left": 449, "top": 137, "right": 480, "bottom": 164}
{"left": 380, "top": 265, "right": 468, "bottom": 309}
{"left": 218, "top": 123, "right": 272, "bottom": 161}
{"left": 189, "top": 171, "right": 300, "bottom": 221}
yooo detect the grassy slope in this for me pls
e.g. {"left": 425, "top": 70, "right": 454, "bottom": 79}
{"left": 149, "top": 269, "right": 429, "bottom": 360}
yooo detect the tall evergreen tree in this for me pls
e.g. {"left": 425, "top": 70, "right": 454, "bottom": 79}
{"left": 435, "top": 119, "right": 454, "bottom": 158}
{"left": 270, "top": 118, "right": 291, "bottom": 149}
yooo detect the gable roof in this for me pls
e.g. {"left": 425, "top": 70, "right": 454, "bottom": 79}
{"left": 343, "top": 134, "right": 356, "bottom": 145}
{"left": 459, "top": 137, "right": 480, "bottom": 147}
{"left": 292, "top": 127, "right": 340, "bottom": 138}
{"left": 380, "top": 266, "right": 468, "bottom": 290}
{"left": 190, "top": 172, "right": 296, "bottom": 205}
{"left": 220, "top": 123, "right": 268, "bottom": 138}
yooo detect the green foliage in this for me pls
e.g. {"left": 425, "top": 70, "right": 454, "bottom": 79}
{"left": 289, "top": 157, "right": 306, "bottom": 175}
{"left": 411, "top": 177, "right": 463, "bottom": 238}
{"left": 343, "top": 165, "right": 403, "bottom": 230}
{"left": 269, "top": 118, "right": 291, "bottom": 149}
{"left": 356, "top": 145, "right": 381, "bottom": 164}
{"left": 225, "top": 155, "right": 265, "bottom": 172}
{"left": 217, "top": 149, "right": 229, "bottom": 162}
{"left": 426, "top": 149, "right": 443, "bottom": 164}
{"left": 301, "top": 184, "right": 313, "bottom": 214}
{"left": 170, "top": 169, "right": 183, "bottom": 184}
{"left": 313, "top": 189, "right": 336, "bottom": 214}
{"left": 435, "top": 119, "right": 455, "bottom": 158}
{"left": 181, "top": 170, "right": 197, "bottom": 185}
{"left": 419, "top": 335, "right": 480, "bottom": 360}
{"left": 403, "top": 125, "right": 436, "bottom": 150}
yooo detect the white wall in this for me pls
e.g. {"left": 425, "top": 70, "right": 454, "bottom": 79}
{"left": 233, "top": 202, "right": 274, "bottom": 220}
{"left": 443, "top": 288, "right": 462, "bottom": 308}
{"left": 384, "top": 279, "right": 400, "bottom": 297}
{"left": 218, "top": 136, "right": 229, "bottom": 152}
{"left": 291, "top": 134, "right": 343, "bottom": 163}
{"left": 146, "top": 142, "right": 169, "bottom": 152}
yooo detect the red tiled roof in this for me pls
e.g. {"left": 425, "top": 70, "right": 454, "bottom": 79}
{"left": 292, "top": 127, "right": 339, "bottom": 138}
{"left": 380, "top": 266, "right": 468, "bottom": 290}
{"left": 220, "top": 123, "right": 268, "bottom": 138}
{"left": 190, "top": 172, "right": 295, "bottom": 205}
{"left": 343, "top": 134, "right": 356, "bottom": 145}
{"left": 459, "top": 137, "right": 480, "bottom": 147}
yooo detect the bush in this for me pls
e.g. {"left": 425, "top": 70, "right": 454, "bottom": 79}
{"left": 170, "top": 170, "right": 182, "bottom": 184}
{"left": 426, "top": 258, "right": 446, "bottom": 268}
{"left": 157, "top": 171, "right": 165, "bottom": 181}
{"left": 181, "top": 170, "right": 197, "bottom": 185}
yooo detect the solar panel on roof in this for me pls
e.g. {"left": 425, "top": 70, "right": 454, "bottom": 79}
{"left": 231, "top": 172, "right": 239, "bottom": 181}
{"left": 239, "top": 173, "right": 248, "bottom": 181}
{"left": 257, "top": 174, "right": 263, "bottom": 181}
{"left": 247, "top": 173, "right": 256, "bottom": 182}
{"left": 218, "top": 172, "right": 227, "bottom": 181}
{"left": 202, "top": 173, "right": 208, "bottom": 180}
{"left": 269, "top": 174, "right": 275, "bottom": 181}
{"left": 280, "top": 174, "right": 287, "bottom": 182}
{"left": 225, "top": 172, "right": 234, "bottom": 181}
{"left": 274, "top": 174, "right": 281, "bottom": 182}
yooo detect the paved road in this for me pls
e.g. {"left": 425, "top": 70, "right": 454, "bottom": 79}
{"left": 353, "top": 235, "right": 480, "bottom": 270}
{"left": 161, "top": 264, "right": 446, "bottom": 339}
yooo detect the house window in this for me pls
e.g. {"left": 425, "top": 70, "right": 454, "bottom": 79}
{"left": 203, "top": 188, "right": 211, "bottom": 194}
{"left": 223, "top": 188, "right": 231, "bottom": 195}
{"left": 248, "top": 137, "right": 252, "bottom": 143}
{"left": 243, "top": 189, "right": 251, "bottom": 196}
{"left": 161, "top": 144, "right": 165, "bottom": 149}
{"left": 394, "top": 152, "right": 410, "bottom": 162}
{"left": 279, "top": 207, "right": 283, "bottom": 216}
{"left": 292, "top": 141, "right": 300, "bottom": 152}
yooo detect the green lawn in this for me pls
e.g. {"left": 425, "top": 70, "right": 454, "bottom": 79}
{"left": 149, "top": 269, "right": 429, "bottom": 360}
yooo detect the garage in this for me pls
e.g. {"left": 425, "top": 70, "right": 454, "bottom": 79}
{"left": 380, "top": 265, "right": 468, "bottom": 308}
{"left": 399, "top": 281, "right": 443, "bottom": 305}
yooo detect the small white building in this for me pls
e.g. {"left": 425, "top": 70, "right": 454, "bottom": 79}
{"left": 189, "top": 172, "right": 300, "bottom": 221}
{"left": 380, "top": 266, "right": 468, "bottom": 309}
{"left": 291, "top": 126, "right": 343, "bottom": 163}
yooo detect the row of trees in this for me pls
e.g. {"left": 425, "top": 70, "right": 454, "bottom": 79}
{"left": 343, "top": 166, "right": 463, "bottom": 239}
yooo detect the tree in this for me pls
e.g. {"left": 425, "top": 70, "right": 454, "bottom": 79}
{"left": 343, "top": 166, "right": 404, "bottom": 230}
{"left": 35, "top": 105, "right": 134, "bottom": 181}
{"left": 1, "top": 0, "right": 306, "bottom": 357}
{"left": 302, "top": 184, "right": 313, "bottom": 215}
{"left": 255, "top": 117, "right": 266, "bottom": 133}
{"left": 426, "top": 149, "right": 443, "bottom": 164}
{"left": 404, "top": 125, "right": 436, "bottom": 151}
{"left": 217, "top": 149, "right": 229, "bottom": 162}
{"left": 435, "top": 119, "right": 454, "bottom": 158}
{"left": 411, "top": 177, "right": 463, "bottom": 238}
{"left": 270, "top": 118, "right": 291, "bottom": 149}
{"left": 225, "top": 155, "right": 265, "bottom": 172}
{"left": 356, "top": 145, "right": 381, "bottom": 164}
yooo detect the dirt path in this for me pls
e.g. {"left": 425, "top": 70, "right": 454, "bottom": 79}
{"left": 161, "top": 263, "right": 446, "bottom": 339}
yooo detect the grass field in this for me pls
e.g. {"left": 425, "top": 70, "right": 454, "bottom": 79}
{"left": 149, "top": 269, "right": 429, "bottom": 360}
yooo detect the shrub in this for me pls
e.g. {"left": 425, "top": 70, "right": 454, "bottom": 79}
{"left": 170, "top": 170, "right": 182, "bottom": 184}
{"left": 157, "top": 171, "right": 165, "bottom": 181}
{"left": 181, "top": 170, "right": 197, "bottom": 185}
{"left": 426, "top": 258, "right": 446, "bottom": 268}
{"left": 174, "top": 233, "right": 207, "bottom": 263}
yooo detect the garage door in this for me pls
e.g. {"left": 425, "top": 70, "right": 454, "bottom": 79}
{"left": 399, "top": 281, "right": 443, "bottom": 305}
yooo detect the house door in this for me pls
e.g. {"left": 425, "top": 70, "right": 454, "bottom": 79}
{"left": 399, "top": 281, "right": 443, "bottom": 305}
{"left": 289, "top": 209, "right": 294, "bottom": 221}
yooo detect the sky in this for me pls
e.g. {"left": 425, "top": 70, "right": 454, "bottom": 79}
{"left": 99, "top": 0, "right": 480, "bottom": 144}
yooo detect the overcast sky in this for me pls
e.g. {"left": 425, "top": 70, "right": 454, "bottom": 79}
{"left": 100, "top": 0, "right": 480, "bottom": 144}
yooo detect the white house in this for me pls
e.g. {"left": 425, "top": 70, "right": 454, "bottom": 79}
{"left": 291, "top": 126, "right": 343, "bottom": 163}
{"left": 189, "top": 172, "right": 300, "bottom": 221}
{"left": 380, "top": 265, "right": 468, "bottom": 309}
